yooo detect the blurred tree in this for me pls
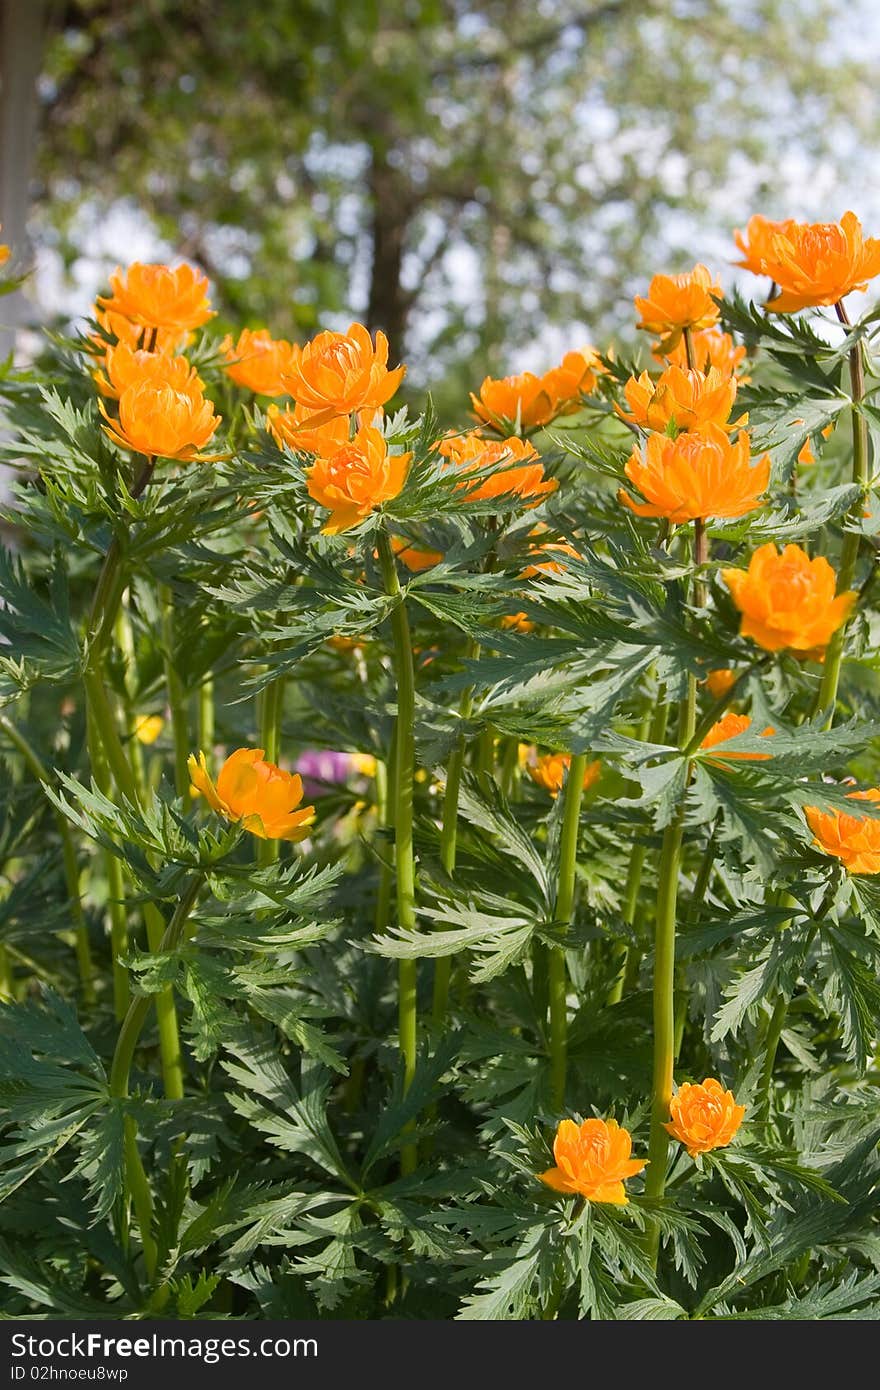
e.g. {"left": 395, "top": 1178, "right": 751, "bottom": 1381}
{"left": 7, "top": 0, "right": 880, "bottom": 397}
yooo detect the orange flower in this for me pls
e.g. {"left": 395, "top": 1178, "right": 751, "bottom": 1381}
{"left": 305, "top": 423, "right": 410, "bottom": 534}
{"left": 0, "top": 228, "right": 9, "bottom": 267}
{"left": 539, "top": 1117, "right": 646, "bottom": 1205}
{"left": 442, "top": 432, "right": 556, "bottom": 505}
{"left": 722, "top": 543, "right": 856, "bottom": 655}
{"left": 664, "top": 1079, "right": 746, "bottom": 1157}
{"left": 705, "top": 669, "right": 738, "bottom": 700}
{"left": 90, "top": 306, "right": 186, "bottom": 355}
{"left": 470, "top": 372, "right": 558, "bottom": 432}
{"left": 134, "top": 714, "right": 164, "bottom": 746}
{"left": 501, "top": 611, "right": 536, "bottom": 632}
{"left": 796, "top": 423, "right": 835, "bottom": 466}
{"left": 659, "top": 327, "right": 749, "bottom": 379}
{"left": 391, "top": 535, "right": 442, "bottom": 572}
{"left": 734, "top": 211, "right": 880, "bottom": 313}
{"left": 620, "top": 426, "right": 770, "bottom": 523}
{"left": 526, "top": 750, "right": 601, "bottom": 798}
{"left": 617, "top": 365, "right": 743, "bottom": 435}
{"left": 805, "top": 788, "right": 880, "bottom": 874}
{"left": 93, "top": 342, "right": 201, "bottom": 399}
{"left": 188, "top": 748, "right": 315, "bottom": 842}
{"left": 98, "top": 262, "right": 214, "bottom": 332}
{"left": 100, "top": 379, "right": 222, "bottom": 462}
{"left": 634, "top": 263, "right": 722, "bottom": 349}
{"left": 282, "top": 323, "right": 404, "bottom": 417}
{"left": 222, "top": 328, "right": 299, "bottom": 396}
{"left": 266, "top": 402, "right": 351, "bottom": 457}
{"left": 541, "top": 347, "right": 604, "bottom": 408}
{"left": 521, "top": 536, "right": 581, "bottom": 578}
{"left": 700, "top": 712, "right": 774, "bottom": 760}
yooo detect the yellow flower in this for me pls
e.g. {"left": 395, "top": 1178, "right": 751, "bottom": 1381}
{"left": 188, "top": 748, "right": 315, "bottom": 841}
{"left": 134, "top": 714, "right": 164, "bottom": 745}
{"left": 539, "top": 1117, "right": 646, "bottom": 1205}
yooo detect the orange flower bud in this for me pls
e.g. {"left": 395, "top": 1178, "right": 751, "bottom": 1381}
{"left": 188, "top": 748, "right": 315, "bottom": 842}
{"left": 805, "top": 788, "right": 880, "bottom": 874}
{"left": 441, "top": 431, "right": 556, "bottom": 505}
{"left": 305, "top": 423, "right": 410, "bottom": 534}
{"left": 282, "top": 323, "right": 404, "bottom": 417}
{"left": 93, "top": 342, "right": 201, "bottom": 399}
{"left": 722, "top": 543, "right": 856, "bottom": 656}
{"left": 617, "top": 365, "right": 743, "bottom": 435}
{"left": 222, "top": 328, "right": 299, "bottom": 396}
{"left": 664, "top": 1078, "right": 746, "bottom": 1157}
{"left": 634, "top": 263, "right": 722, "bottom": 349}
{"left": 266, "top": 402, "right": 351, "bottom": 457}
{"left": 100, "top": 379, "right": 222, "bottom": 461}
{"left": 390, "top": 535, "right": 442, "bottom": 572}
{"left": 98, "top": 262, "right": 214, "bottom": 332}
{"left": 526, "top": 750, "right": 601, "bottom": 798}
{"left": 734, "top": 211, "right": 880, "bottom": 313}
{"left": 539, "top": 1117, "right": 646, "bottom": 1205}
{"left": 620, "top": 426, "right": 770, "bottom": 524}
{"left": 658, "top": 327, "right": 749, "bottom": 379}
{"left": 705, "top": 668, "right": 738, "bottom": 700}
{"left": 699, "top": 712, "right": 774, "bottom": 761}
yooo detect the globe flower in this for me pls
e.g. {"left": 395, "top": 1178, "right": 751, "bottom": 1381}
{"left": 705, "top": 668, "right": 738, "bottom": 700}
{"left": 722, "top": 543, "right": 856, "bottom": 656}
{"left": 805, "top": 788, "right": 880, "bottom": 874}
{"left": 98, "top": 262, "right": 214, "bottom": 332}
{"left": 282, "top": 323, "right": 404, "bottom": 417}
{"left": 188, "top": 748, "right": 315, "bottom": 842}
{"left": 699, "top": 712, "right": 774, "bottom": 761}
{"left": 501, "top": 611, "right": 536, "bottom": 632}
{"left": 305, "top": 423, "right": 411, "bottom": 534}
{"left": 526, "top": 750, "right": 601, "bottom": 798}
{"left": 391, "top": 536, "right": 443, "bottom": 572}
{"left": 470, "top": 372, "right": 558, "bottom": 431}
{"left": 266, "top": 402, "right": 351, "bottom": 457}
{"left": 222, "top": 328, "right": 299, "bottom": 396}
{"left": 617, "top": 366, "right": 743, "bottom": 435}
{"left": 134, "top": 714, "right": 164, "bottom": 745}
{"left": 659, "top": 327, "right": 749, "bottom": 379}
{"left": 521, "top": 536, "right": 581, "bottom": 578}
{"left": 93, "top": 342, "right": 201, "bottom": 399}
{"left": 91, "top": 306, "right": 186, "bottom": 355}
{"left": 664, "top": 1079, "right": 746, "bottom": 1157}
{"left": 733, "top": 211, "right": 880, "bottom": 313}
{"left": 539, "top": 1118, "right": 646, "bottom": 1205}
{"left": 442, "top": 432, "right": 556, "bottom": 504}
{"left": 100, "top": 380, "right": 222, "bottom": 461}
{"left": 620, "top": 426, "right": 770, "bottom": 523}
{"left": 541, "top": 347, "right": 604, "bottom": 408}
{"left": 634, "top": 263, "right": 722, "bottom": 349}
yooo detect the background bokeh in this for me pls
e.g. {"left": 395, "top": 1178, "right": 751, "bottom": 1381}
{"left": 3, "top": 0, "right": 880, "bottom": 415}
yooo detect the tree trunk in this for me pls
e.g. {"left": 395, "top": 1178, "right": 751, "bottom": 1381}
{"left": 0, "top": 0, "right": 45, "bottom": 361}
{"left": 365, "top": 151, "right": 412, "bottom": 359}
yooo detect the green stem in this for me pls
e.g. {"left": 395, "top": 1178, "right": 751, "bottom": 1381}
{"left": 160, "top": 586, "right": 190, "bottom": 801}
{"left": 198, "top": 673, "right": 215, "bottom": 753}
{"left": 0, "top": 946, "right": 13, "bottom": 1000}
{"left": 815, "top": 301, "right": 869, "bottom": 724}
{"left": 374, "top": 732, "right": 396, "bottom": 939}
{"left": 256, "top": 674, "right": 285, "bottom": 866}
{"left": 377, "top": 527, "right": 418, "bottom": 1175}
{"left": 758, "top": 993, "right": 789, "bottom": 1113}
{"left": 86, "top": 710, "right": 129, "bottom": 1019}
{"left": 432, "top": 649, "right": 477, "bottom": 1028}
{"left": 644, "top": 674, "right": 696, "bottom": 1265}
{"left": 0, "top": 714, "right": 95, "bottom": 1002}
{"left": 549, "top": 753, "right": 587, "bottom": 1110}
{"left": 114, "top": 599, "right": 146, "bottom": 802}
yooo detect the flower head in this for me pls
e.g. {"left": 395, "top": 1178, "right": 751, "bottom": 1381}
{"left": 100, "top": 380, "right": 222, "bottom": 461}
{"left": 134, "top": 714, "right": 164, "bottom": 745}
{"left": 734, "top": 211, "right": 880, "bottom": 313}
{"left": 470, "top": 372, "right": 557, "bottom": 431}
{"left": 188, "top": 748, "right": 315, "bottom": 841}
{"left": 539, "top": 1117, "right": 646, "bottom": 1205}
{"left": 541, "top": 347, "right": 604, "bottom": 407}
{"left": 441, "top": 431, "right": 556, "bottom": 505}
{"left": 659, "top": 327, "right": 749, "bottom": 379}
{"left": 266, "top": 402, "right": 351, "bottom": 457}
{"left": 282, "top": 323, "right": 404, "bottom": 417}
{"left": 98, "top": 263, "right": 214, "bottom": 332}
{"left": 705, "top": 668, "right": 738, "bottom": 700}
{"left": 521, "top": 533, "right": 581, "bottom": 577}
{"left": 805, "top": 788, "right": 880, "bottom": 874}
{"left": 620, "top": 426, "right": 770, "bottom": 523}
{"left": 305, "top": 423, "right": 410, "bottom": 534}
{"left": 526, "top": 750, "right": 601, "bottom": 798}
{"left": 0, "top": 227, "right": 9, "bottom": 267}
{"left": 664, "top": 1079, "right": 746, "bottom": 1157}
{"left": 700, "top": 712, "right": 774, "bottom": 761}
{"left": 222, "top": 328, "right": 299, "bottom": 396}
{"left": 634, "top": 263, "right": 722, "bottom": 349}
{"left": 93, "top": 342, "right": 201, "bottom": 399}
{"left": 91, "top": 306, "right": 186, "bottom": 355}
{"left": 722, "top": 543, "right": 856, "bottom": 655}
{"left": 501, "top": 611, "right": 536, "bottom": 633}
{"left": 391, "top": 535, "right": 442, "bottom": 572}
{"left": 617, "top": 365, "right": 743, "bottom": 435}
